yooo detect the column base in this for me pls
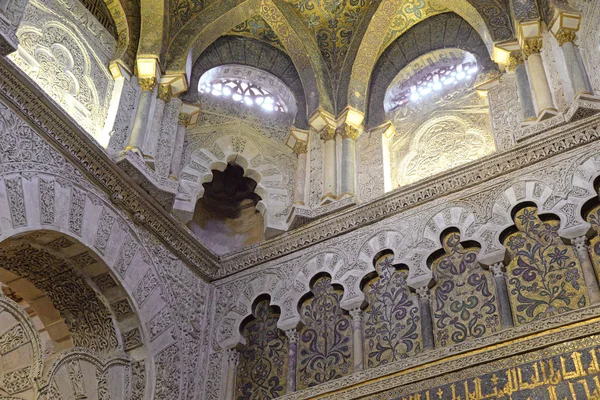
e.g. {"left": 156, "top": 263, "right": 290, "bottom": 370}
{"left": 536, "top": 108, "right": 559, "bottom": 122}
{"left": 320, "top": 193, "right": 337, "bottom": 204}
{"left": 565, "top": 93, "right": 600, "bottom": 122}
{"left": 337, "top": 192, "right": 355, "bottom": 200}
{"left": 124, "top": 146, "right": 144, "bottom": 157}
{"left": 168, "top": 175, "right": 178, "bottom": 181}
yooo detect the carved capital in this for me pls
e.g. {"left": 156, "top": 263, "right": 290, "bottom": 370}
{"left": 337, "top": 124, "right": 360, "bottom": 141}
{"left": 522, "top": 38, "right": 543, "bottom": 58}
{"left": 285, "top": 329, "right": 299, "bottom": 344}
{"left": 226, "top": 348, "right": 240, "bottom": 366}
{"left": 157, "top": 84, "right": 172, "bottom": 102}
{"left": 490, "top": 262, "right": 506, "bottom": 278}
{"left": 349, "top": 308, "right": 363, "bottom": 327}
{"left": 319, "top": 126, "right": 336, "bottom": 142}
{"left": 293, "top": 141, "right": 308, "bottom": 155}
{"left": 415, "top": 285, "right": 431, "bottom": 301}
{"left": 139, "top": 77, "right": 157, "bottom": 92}
{"left": 178, "top": 113, "right": 191, "bottom": 126}
{"left": 555, "top": 28, "right": 577, "bottom": 46}
{"left": 572, "top": 236, "right": 589, "bottom": 253}
{"left": 507, "top": 51, "right": 525, "bottom": 72}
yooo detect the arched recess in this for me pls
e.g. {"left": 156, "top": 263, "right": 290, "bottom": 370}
{"left": 0, "top": 101, "right": 187, "bottom": 399}
{"left": 346, "top": 0, "right": 513, "bottom": 114}
{"left": 186, "top": 36, "right": 308, "bottom": 128}
{"left": 175, "top": 131, "right": 295, "bottom": 234}
{"left": 366, "top": 12, "right": 499, "bottom": 127}
{"left": 165, "top": 0, "right": 333, "bottom": 116}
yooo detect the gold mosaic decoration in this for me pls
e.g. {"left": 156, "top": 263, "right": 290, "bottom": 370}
{"left": 228, "top": 15, "right": 286, "bottom": 52}
{"left": 504, "top": 207, "right": 588, "bottom": 325}
{"left": 431, "top": 232, "right": 501, "bottom": 347}
{"left": 586, "top": 204, "right": 600, "bottom": 279}
{"left": 283, "top": 0, "right": 371, "bottom": 82}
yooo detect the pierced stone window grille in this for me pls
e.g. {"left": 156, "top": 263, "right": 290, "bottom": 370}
{"left": 199, "top": 79, "right": 286, "bottom": 113}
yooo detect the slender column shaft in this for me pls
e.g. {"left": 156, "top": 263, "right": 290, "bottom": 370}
{"left": 224, "top": 349, "right": 239, "bottom": 400}
{"left": 556, "top": 29, "right": 593, "bottom": 97}
{"left": 490, "top": 262, "right": 514, "bottom": 328}
{"left": 514, "top": 61, "right": 537, "bottom": 121}
{"left": 416, "top": 286, "right": 434, "bottom": 350}
{"left": 337, "top": 124, "right": 360, "bottom": 196}
{"left": 285, "top": 329, "right": 298, "bottom": 393}
{"left": 127, "top": 78, "right": 156, "bottom": 152}
{"left": 573, "top": 236, "right": 600, "bottom": 304}
{"left": 523, "top": 39, "right": 556, "bottom": 116}
{"left": 169, "top": 122, "right": 187, "bottom": 179}
{"left": 293, "top": 142, "right": 308, "bottom": 204}
{"left": 142, "top": 86, "right": 169, "bottom": 160}
{"left": 349, "top": 308, "right": 364, "bottom": 372}
{"left": 320, "top": 127, "right": 337, "bottom": 201}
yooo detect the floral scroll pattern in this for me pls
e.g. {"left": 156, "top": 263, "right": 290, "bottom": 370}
{"left": 363, "top": 254, "right": 421, "bottom": 368}
{"left": 235, "top": 300, "right": 288, "bottom": 399}
{"left": 586, "top": 205, "right": 600, "bottom": 278}
{"left": 298, "top": 275, "right": 352, "bottom": 390}
{"left": 504, "top": 207, "right": 588, "bottom": 325}
{"left": 431, "top": 232, "right": 500, "bottom": 347}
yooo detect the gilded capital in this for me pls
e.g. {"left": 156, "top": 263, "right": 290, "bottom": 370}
{"left": 139, "top": 77, "right": 157, "bottom": 92}
{"left": 319, "top": 126, "right": 336, "bottom": 141}
{"left": 293, "top": 141, "right": 308, "bottom": 155}
{"left": 178, "top": 113, "right": 190, "bottom": 126}
{"left": 337, "top": 124, "right": 360, "bottom": 141}
{"left": 522, "top": 38, "right": 543, "bottom": 58}
{"left": 157, "top": 84, "right": 172, "bottom": 102}
{"left": 507, "top": 51, "right": 524, "bottom": 72}
{"left": 555, "top": 28, "right": 577, "bottom": 46}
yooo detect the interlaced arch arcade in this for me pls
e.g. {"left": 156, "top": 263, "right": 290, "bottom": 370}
{"left": 3, "top": 0, "right": 600, "bottom": 398}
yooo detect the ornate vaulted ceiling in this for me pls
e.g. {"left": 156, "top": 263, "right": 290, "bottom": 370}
{"left": 103, "top": 0, "right": 516, "bottom": 118}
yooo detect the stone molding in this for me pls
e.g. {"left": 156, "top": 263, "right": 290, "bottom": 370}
{"left": 4, "top": 54, "right": 600, "bottom": 281}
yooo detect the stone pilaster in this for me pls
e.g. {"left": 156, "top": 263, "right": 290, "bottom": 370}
{"left": 293, "top": 141, "right": 308, "bottom": 205}
{"left": 169, "top": 113, "right": 189, "bottom": 180}
{"left": 490, "top": 262, "right": 514, "bottom": 328}
{"left": 508, "top": 51, "right": 537, "bottom": 122}
{"left": 522, "top": 38, "right": 557, "bottom": 119}
{"left": 349, "top": 308, "right": 364, "bottom": 372}
{"left": 319, "top": 126, "right": 337, "bottom": 202}
{"left": 127, "top": 77, "right": 157, "bottom": 154}
{"left": 142, "top": 83, "right": 171, "bottom": 163}
{"left": 416, "top": 285, "right": 434, "bottom": 350}
{"left": 337, "top": 124, "right": 360, "bottom": 197}
{"left": 555, "top": 28, "right": 594, "bottom": 98}
{"left": 224, "top": 349, "right": 239, "bottom": 400}
{"left": 572, "top": 236, "right": 600, "bottom": 304}
{"left": 285, "top": 329, "right": 299, "bottom": 393}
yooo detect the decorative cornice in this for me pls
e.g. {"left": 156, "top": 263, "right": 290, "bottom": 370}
{"left": 555, "top": 27, "right": 577, "bottom": 46}
{"left": 0, "top": 57, "right": 219, "bottom": 280}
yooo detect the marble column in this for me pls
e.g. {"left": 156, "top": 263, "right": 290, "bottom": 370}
{"left": 285, "top": 329, "right": 299, "bottom": 393}
{"left": 416, "top": 286, "right": 434, "bottom": 350}
{"left": 509, "top": 51, "right": 537, "bottom": 122}
{"left": 490, "top": 262, "right": 514, "bottom": 328}
{"left": 224, "top": 349, "right": 239, "bottom": 400}
{"left": 349, "top": 308, "right": 364, "bottom": 372}
{"left": 169, "top": 114, "right": 188, "bottom": 180}
{"left": 142, "top": 84, "right": 170, "bottom": 164}
{"left": 320, "top": 126, "right": 337, "bottom": 202}
{"left": 293, "top": 141, "right": 308, "bottom": 205}
{"left": 523, "top": 38, "right": 557, "bottom": 117}
{"left": 572, "top": 236, "right": 600, "bottom": 304}
{"left": 338, "top": 124, "right": 360, "bottom": 197}
{"left": 555, "top": 28, "right": 594, "bottom": 98}
{"left": 127, "top": 77, "right": 156, "bottom": 154}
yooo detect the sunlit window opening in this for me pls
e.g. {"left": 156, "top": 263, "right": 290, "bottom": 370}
{"left": 199, "top": 79, "right": 286, "bottom": 113}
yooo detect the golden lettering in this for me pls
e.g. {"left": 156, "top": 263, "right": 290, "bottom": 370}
{"left": 561, "top": 352, "right": 585, "bottom": 380}
{"left": 589, "top": 349, "right": 600, "bottom": 375}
